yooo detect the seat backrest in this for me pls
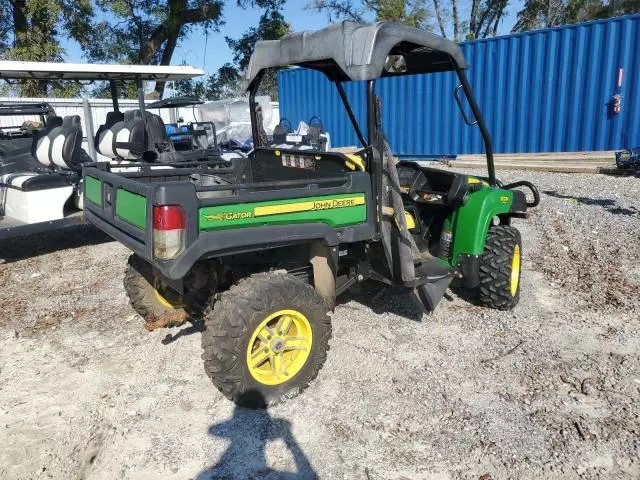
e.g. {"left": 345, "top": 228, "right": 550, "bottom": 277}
{"left": 32, "top": 115, "right": 87, "bottom": 171}
{"left": 145, "top": 113, "right": 174, "bottom": 154}
{"left": 49, "top": 116, "right": 86, "bottom": 170}
{"left": 32, "top": 116, "right": 63, "bottom": 166}
{"left": 273, "top": 122, "right": 288, "bottom": 144}
{"left": 95, "top": 111, "right": 125, "bottom": 158}
{"left": 114, "top": 109, "right": 145, "bottom": 160}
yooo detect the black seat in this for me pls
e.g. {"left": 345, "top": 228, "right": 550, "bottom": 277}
{"left": 272, "top": 119, "right": 290, "bottom": 144}
{"left": 1, "top": 115, "right": 86, "bottom": 192}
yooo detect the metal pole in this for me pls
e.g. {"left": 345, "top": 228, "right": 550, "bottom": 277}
{"left": 454, "top": 66, "right": 496, "bottom": 185}
{"left": 248, "top": 71, "right": 265, "bottom": 147}
{"left": 335, "top": 81, "right": 367, "bottom": 149}
{"left": 136, "top": 78, "right": 147, "bottom": 120}
{"left": 109, "top": 81, "right": 120, "bottom": 112}
{"left": 82, "top": 98, "right": 97, "bottom": 161}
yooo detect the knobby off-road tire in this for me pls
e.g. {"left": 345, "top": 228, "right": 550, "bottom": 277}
{"left": 478, "top": 225, "right": 522, "bottom": 310}
{"left": 123, "top": 254, "right": 210, "bottom": 324}
{"left": 201, "top": 272, "right": 331, "bottom": 408}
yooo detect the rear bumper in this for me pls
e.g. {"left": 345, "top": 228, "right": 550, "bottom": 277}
{"left": 86, "top": 208, "right": 357, "bottom": 280}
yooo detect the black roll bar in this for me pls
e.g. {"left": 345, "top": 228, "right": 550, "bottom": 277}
{"left": 334, "top": 81, "right": 367, "bottom": 149}
{"left": 248, "top": 70, "right": 265, "bottom": 147}
{"left": 453, "top": 65, "right": 496, "bottom": 185}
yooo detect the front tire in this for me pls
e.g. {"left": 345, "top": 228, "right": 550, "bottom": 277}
{"left": 477, "top": 225, "right": 522, "bottom": 310}
{"left": 201, "top": 272, "right": 331, "bottom": 407}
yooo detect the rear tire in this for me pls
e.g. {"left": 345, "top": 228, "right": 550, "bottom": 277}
{"left": 124, "top": 254, "right": 210, "bottom": 328}
{"left": 201, "top": 272, "right": 331, "bottom": 408}
{"left": 477, "top": 225, "right": 522, "bottom": 310}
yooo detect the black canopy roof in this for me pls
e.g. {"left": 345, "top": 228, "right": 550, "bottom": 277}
{"left": 146, "top": 96, "right": 203, "bottom": 109}
{"left": 0, "top": 102, "right": 55, "bottom": 117}
{"left": 245, "top": 21, "right": 467, "bottom": 87}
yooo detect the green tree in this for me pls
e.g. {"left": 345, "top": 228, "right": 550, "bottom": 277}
{"left": 0, "top": 0, "right": 93, "bottom": 96}
{"left": 512, "top": 0, "right": 639, "bottom": 32}
{"left": 308, "top": 0, "right": 431, "bottom": 29}
{"left": 84, "top": 0, "right": 225, "bottom": 98}
{"left": 308, "top": 0, "right": 517, "bottom": 41}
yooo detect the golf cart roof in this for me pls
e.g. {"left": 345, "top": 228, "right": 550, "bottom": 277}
{"left": 0, "top": 102, "right": 54, "bottom": 116}
{"left": 146, "top": 96, "right": 203, "bottom": 109}
{"left": 245, "top": 21, "right": 468, "bottom": 86}
{"left": 0, "top": 61, "right": 204, "bottom": 81}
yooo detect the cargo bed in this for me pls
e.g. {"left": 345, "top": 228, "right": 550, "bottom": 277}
{"left": 83, "top": 149, "right": 376, "bottom": 281}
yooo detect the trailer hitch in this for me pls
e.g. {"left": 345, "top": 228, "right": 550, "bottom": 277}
{"left": 501, "top": 180, "right": 540, "bottom": 208}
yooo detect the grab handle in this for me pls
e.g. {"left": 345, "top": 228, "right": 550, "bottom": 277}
{"left": 454, "top": 85, "right": 478, "bottom": 126}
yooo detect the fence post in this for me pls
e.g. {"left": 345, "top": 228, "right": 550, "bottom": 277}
{"left": 82, "top": 98, "right": 97, "bottom": 161}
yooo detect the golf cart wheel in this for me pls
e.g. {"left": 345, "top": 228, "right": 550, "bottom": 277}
{"left": 201, "top": 272, "right": 331, "bottom": 408}
{"left": 123, "top": 254, "right": 209, "bottom": 327}
{"left": 477, "top": 226, "right": 522, "bottom": 310}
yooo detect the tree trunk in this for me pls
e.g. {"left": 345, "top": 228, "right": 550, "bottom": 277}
{"left": 154, "top": 33, "right": 179, "bottom": 98}
{"left": 10, "top": 0, "right": 28, "bottom": 47}
{"left": 432, "top": 0, "right": 448, "bottom": 37}
{"left": 452, "top": 0, "right": 460, "bottom": 41}
{"left": 469, "top": 0, "right": 480, "bottom": 39}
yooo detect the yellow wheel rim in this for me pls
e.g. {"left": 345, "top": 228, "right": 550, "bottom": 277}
{"left": 246, "top": 309, "right": 313, "bottom": 386}
{"left": 153, "top": 279, "right": 184, "bottom": 309}
{"left": 510, "top": 244, "right": 521, "bottom": 297}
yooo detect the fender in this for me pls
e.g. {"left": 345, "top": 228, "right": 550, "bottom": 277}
{"left": 448, "top": 188, "right": 513, "bottom": 265}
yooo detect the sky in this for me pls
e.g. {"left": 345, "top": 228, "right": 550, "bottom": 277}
{"left": 60, "top": 1, "right": 523, "bottom": 76}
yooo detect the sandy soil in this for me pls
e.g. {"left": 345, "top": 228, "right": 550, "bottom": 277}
{"left": 0, "top": 170, "right": 638, "bottom": 480}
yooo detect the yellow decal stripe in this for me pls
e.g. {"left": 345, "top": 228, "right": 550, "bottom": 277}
{"left": 254, "top": 196, "right": 365, "bottom": 217}
{"left": 344, "top": 154, "right": 366, "bottom": 171}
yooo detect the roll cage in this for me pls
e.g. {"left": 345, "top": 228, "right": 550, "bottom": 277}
{"left": 244, "top": 21, "right": 496, "bottom": 185}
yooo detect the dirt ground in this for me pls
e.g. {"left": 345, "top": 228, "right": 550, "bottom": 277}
{"left": 0, "top": 169, "right": 638, "bottom": 480}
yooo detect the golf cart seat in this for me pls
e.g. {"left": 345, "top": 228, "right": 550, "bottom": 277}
{"left": 114, "top": 109, "right": 146, "bottom": 160}
{"left": 95, "top": 111, "right": 125, "bottom": 158}
{"left": 1, "top": 115, "right": 87, "bottom": 223}
{"left": 96, "top": 109, "right": 180, "bottom": 162}
{"left": 32, "top": 115, "right": 88, "bottom": 172}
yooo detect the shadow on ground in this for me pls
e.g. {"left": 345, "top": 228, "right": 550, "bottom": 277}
{"left": 196, "top": 391, "right": 317, "bottom": 480}
{"left": 543, "top": 190, "right": 639, "bottom": 216}
{"left": 0, "top": 224, "right": 112, "bottom": 263}
{"left": 337, "top": 282, "right": 424, "bottom": 321}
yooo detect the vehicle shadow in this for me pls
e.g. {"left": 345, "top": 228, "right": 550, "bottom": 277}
{"left": 0, "top": 224, "right": 112, "bottom": 263}
{"left": 160, "top": 320, "right": 204, "bottom": 345}
{"left": 196, "top": 391, "right": 318, "bottom": 480}
{"left": 337, "top": 282, "right": 424, "bottom": 321}
{"left": 542, "top": 190, "right": 639, "bottom": 216}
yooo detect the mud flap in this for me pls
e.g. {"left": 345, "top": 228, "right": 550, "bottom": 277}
{"left": 310, "top": 241, "right": 337, "bottom": 309}
{"left": 412, "top": 275, "right": 454, "bottom": 313}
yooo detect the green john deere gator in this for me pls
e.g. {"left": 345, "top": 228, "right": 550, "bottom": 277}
{"left": 83, "top": 21, "right": 540, "bottom": 407}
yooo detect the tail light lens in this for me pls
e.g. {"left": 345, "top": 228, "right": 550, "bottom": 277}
{"left": 153, "top": 205, "right": 186, "bottom": 260}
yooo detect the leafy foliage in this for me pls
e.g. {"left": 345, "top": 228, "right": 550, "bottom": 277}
{"left": 308, "top": 0, "right": 431, "bottom": 29}
{"left": 513, "top": 0, "right": 640, "bottom": 31}
{"left": 0, "top": 0, "right": 94, "bottom": 96}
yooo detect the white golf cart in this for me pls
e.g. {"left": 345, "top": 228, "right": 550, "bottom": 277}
{"left": 0, "top": 61, "right": 205, "bottom": 239}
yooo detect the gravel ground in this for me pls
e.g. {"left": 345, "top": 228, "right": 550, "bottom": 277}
{"left": 0, "top": 169, "right": 638, "bottom": 480}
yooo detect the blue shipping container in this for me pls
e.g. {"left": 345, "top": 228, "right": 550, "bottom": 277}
{"left": 278, "top": 15, "right": 640, "bottom": 156}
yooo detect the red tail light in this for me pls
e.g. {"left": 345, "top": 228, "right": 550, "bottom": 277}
{"left": 153, "top": 205, "right": 186, "bottom": 260}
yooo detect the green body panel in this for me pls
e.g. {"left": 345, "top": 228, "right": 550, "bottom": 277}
{"left": 445, "top": 187, "right": 513, "bottom": 265}
{"left": 199, "top": 193, "right": 367, "bottom": 231}
{"left": 84, "top": 176, "right": 102, "bottom": 206}
{"left": 115, "top": 189, "right": 147, "bottom": 230}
